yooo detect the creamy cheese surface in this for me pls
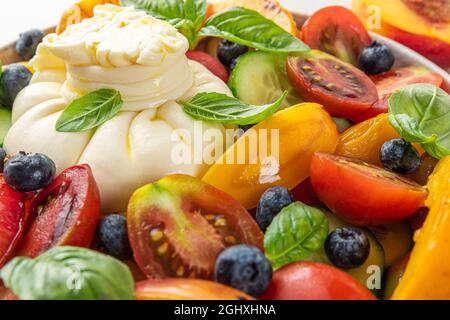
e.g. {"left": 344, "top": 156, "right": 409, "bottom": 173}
{"left": 5, "top": 4, "right": 233, "bottom": 212}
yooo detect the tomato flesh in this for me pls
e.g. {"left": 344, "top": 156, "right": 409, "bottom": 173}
{"left": 127, "top": 174, "right": 263, "bottom": 279}
{"left": 186, "top": 51, "right": 229, "bottom": 83}
{"left": 0, "top": 178, "right": 29, "bottom": 267}
{"left": 302, "top": 6, "right": 372, "bottom": 65}
{"left": 310, "top": 153, "right": 427, "bottom": 226}
{"left": 135, "top": 279, "right": 254, "bottom": 300}
{"left": 261, "top": 262, "right": 376, "bottom": 300}
{"left": 287, "top": 51, "right": 378, "bottom": 118}
{"left": 352, "top": 66, "right": 444, "bottom": 122}
{"left": 15, "top": 164, "right": 101, "bottom": 257}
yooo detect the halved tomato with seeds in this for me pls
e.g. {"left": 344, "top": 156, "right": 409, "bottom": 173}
{"left": 127, "top": 174, "right": 263, "bottom": 279}
{"left": 15, "top": 165, "right": 101, "bottom": 257}
{"left": 0, "top": 178, "right": 30, "bottom": 267}
{"left": 301, "top": 6, "right": 372, "bottom": 65}
{"left": 287, "top": 50, "right": 378, "bottom": 118}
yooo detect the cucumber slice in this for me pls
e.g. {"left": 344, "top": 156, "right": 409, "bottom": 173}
{"left": 228, "top": 51, "right": 302, "bottom": 109}
{"left": 309, "top": 210, "right": 385, "bottom": 296}
{"left": 0, "top": 107, "right": 11, "bottom": 146}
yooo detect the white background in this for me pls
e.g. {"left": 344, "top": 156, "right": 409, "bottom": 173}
{"left": 0, "top": 0, "right": 351, "bottom": 44}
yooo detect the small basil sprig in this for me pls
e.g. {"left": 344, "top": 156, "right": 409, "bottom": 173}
{"left": 0, "top": 246, "right": 135, "bottom": 300}
{"left": 264, "top": 202, "right": 329, "bottom": 270}
{"left": 388, "top": 84, "right": 450, "bottom": 160}
{"left": 122, "top": 0, "right": 309, "bottom": 52}
{"left": 179, "top": 91, "right": 287, "bottom": 125}
{"left": 56, "top": 88, "right": 123, "bottom": 132}
{"left": 121, "top": 0, "right": 206, "bottom": 45}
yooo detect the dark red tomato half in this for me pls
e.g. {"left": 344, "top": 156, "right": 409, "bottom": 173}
{"left": 0, "top": 177, "right": 30, "bottom": 267}
{"left": 186, "top": 51, "right": 229, "bottom": 83}
{"left": 261, "top": 262, "right": 376, "bottom": 300}
{"left": 127, "top": 174, "right": 263, "bottom": 279}
{"left": 301, "top": 6, "right": 372, "bottom": 66}
{"left": 287, "top": 50, "right": 378, "bottom": 118}
{"left": 15, "top": 164, "right": 101, "bottom": 258}
{"left": 291, "top": 178, "right": 321, "bottom": 206}
{"left": 352, "top": 66, "right": 444, "bottom": 123}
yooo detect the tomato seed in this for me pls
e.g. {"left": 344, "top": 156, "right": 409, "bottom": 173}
{"left": 150, "top": 228, "right": 164, "bottom": 242}
{"left": 157, "top": 243, "right": 169, "bottom": 256}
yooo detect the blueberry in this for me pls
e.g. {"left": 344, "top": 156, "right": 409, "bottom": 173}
{"left": 16, "top": 29, "right": 45, "bottom": 60}
{"left": 215, "top": 245, "right": 272, "bottom": 296}
{"left": 380, "top": 139, "right": 421, "bottom": 174}
{"left": 97, "top": 214, "right": 133, "bottom": 261}
{"left": 325, "top": 227, "right": 370, "bottom": 269}
{"left": 3, "top": 152, "right": 56, "bottom": 192}
{"left": 358, "top": 41, "right": 395, "bottom": 75}
{"left": 239, "top": 124, "right": 253, "bottom": 132}
{"left": 217, "top": 40, "right": 248, "bottom": 67}
{"left": 228, "top": 57, "right": 240, "bottom": 72}
{"left": 256, "top": 186, "right": 294, "bottom": 231}
{"left": 0, "top": 148, "right": 6, "bottom": 172}
{"left": 1, "top": 64, "right": 32, "bottom": 107}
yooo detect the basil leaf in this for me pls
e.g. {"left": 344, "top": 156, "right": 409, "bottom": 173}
{"left": 179, "top": 91, "right": 287, "bottom": 125}
{"left": 0, "top": 246, "right": 135, "bottom": 300}
{"left": 388, "top": 84, "right": 450, "bottom": 159}
{"left": 198, "top": 7, "right": 309, "bottom": 53}
{"left": 56, "top": 89, "right": 123, "bottom": 132}
{"left": 264, "top": 202, "right": 329, "bottom": 270}
{"left": 121, "top": 0, "right": 206, "bottom": 45}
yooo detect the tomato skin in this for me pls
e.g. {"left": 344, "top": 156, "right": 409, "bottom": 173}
{"left": 310, "top": 153, "right": 427, "bottom": 226}
{"left": 291, "top": 178, "right": 321, "bottom": 206}
{"left": 135, "top": 279, "right": 254, "bottom": 300}
{"left": 352, "top": 67, "right": 444, "bottom": 123}
{"left": 127, "top": 174, "right": 263, "bottom": 279}
{"left": 0, "top": 178, "right": 31, "bottom": 267}
{"left": 260, "top": 262, "right": 376, "bottom": 300}
{"left": 186, "top": 51, "right": 229, "bottom": 83}
{"left": 301, "top": 6, "right": 372, "bottom": 65}
{"left": 15, "top": 164, "right": 101, "bottom": 258}
{"left": 287, "top": 51, "right": 378, "bottom": 118}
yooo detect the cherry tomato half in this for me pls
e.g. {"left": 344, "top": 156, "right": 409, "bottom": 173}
{"left": 186, "top": 51, "right": 229, "bottom": 83}
{"left": 287, "top": 50, "right": 378, "bottom": 118}
{"left": 0, "top": 177, "right": 30, "bottom": 267}
{"left": 260, "top": 262, "right": 376, "bottom": 300}
{"left": 135, "top": 279, "right": 254, "bottom": 300}
{"left": 127, "top": 174, "right": 263, "bottom": 279}
{"left": 301, "top": 6, "right": 372, "bottom": 65}
{"left": 310, "top": 153, "right": 427, "bottom": 226}
{"left": 352, "top": 66, "right": 444, "bottom": 123}
{"left": 15, "top": 164, "right": 101, "bottom": 257}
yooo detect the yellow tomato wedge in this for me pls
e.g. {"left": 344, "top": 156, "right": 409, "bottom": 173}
{"left": 211, "top": 0, "right": 298, "bottom": 35}
{"left": 56, "top": 0, "right": 120, "bottom": 34}
{"left": 202, "top": 103, "right": 338, "bottom": 209}
{"left": 392, "top": 156, "right": 450, "bottom": 299}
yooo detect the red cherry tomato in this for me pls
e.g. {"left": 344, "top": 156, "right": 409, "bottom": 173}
{"left": 352, "top": 66, "right": 444, "bottom": 123}
{"left": 127, "top": 174, "right": 263, "bottom": 279}
{"left": 15, "top": 165, "right": 101, "bottom": 257}
{"left": 287, "top": 50, "right": 378, "bottom": 118}
{"left": 0, "top": 177, "right": 30, "bottom": 267}
{"left": 301, "top": 6, "right": 372, "bottom": 65}
{"left": 291, "top": 178, "right": 321, "bottom": 206}
{"left": 186, "top": 51, "right": 229, "bottom": 83}
{"left": 260, "top": 262, "right": 376, "bottom": 300}
{"left": 310, "top": 153, "right": 427, "bottom": 226}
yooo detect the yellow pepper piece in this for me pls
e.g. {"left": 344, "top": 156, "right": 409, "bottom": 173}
{"left": 202, "top": 103, "right": 338, "bottom": 209}
{"left": 56, "top": 0, "right": 120, "bottom": 34}
{"left": 392, "top": 156, "right": 450, "bottom": 300}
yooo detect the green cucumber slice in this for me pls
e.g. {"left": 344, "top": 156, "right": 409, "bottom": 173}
{"left": 0, "top": 107, "right": 11, "bottom": 146}
{"left": 228, "top": 51, "right": 302, "bottom": 109}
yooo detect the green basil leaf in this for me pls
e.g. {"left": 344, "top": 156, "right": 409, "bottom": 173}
{"left": 121, "top": 0, "right": 206, "bottom": 45}
{"left": 198, "top": 7, "right": 309, "bottom": 53}
{"left": 56, "top": 89, "right": 123, "bottom": 132}
{"left": 264, "top": 202, "right": 329, "bottom": 270}
{"left": 179, "top": 91, "right": 287, "bottom": 125}
{"left": 388, "top": 84, "right": 450, "bottom": 159}
{"left": 0, "top": 246, "right": 135, "bottom": 300}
